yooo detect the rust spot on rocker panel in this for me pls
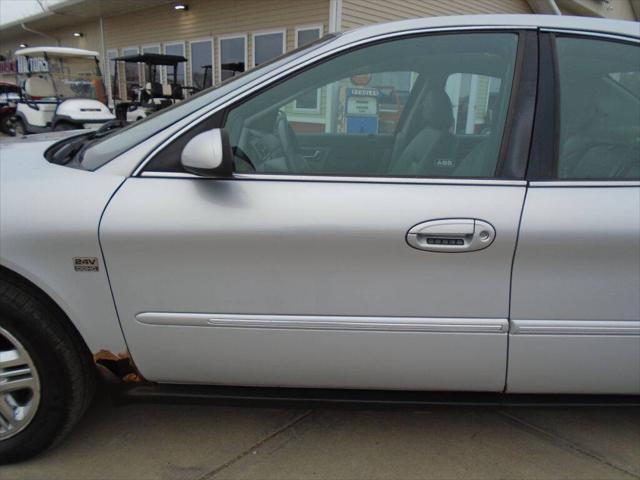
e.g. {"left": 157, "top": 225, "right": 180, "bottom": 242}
{"left": 93, "top": 350, "right": 147, "bottom": 383}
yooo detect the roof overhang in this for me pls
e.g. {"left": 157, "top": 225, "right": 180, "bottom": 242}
{"left": 16, "top": 46, "right": 99, "bottom": 57}
{"left": 0, "top": 0, "right": 176, "bottom": 43}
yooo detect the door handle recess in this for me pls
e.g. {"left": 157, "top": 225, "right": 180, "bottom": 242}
{"left": 406, "top": 219, "right": 495, "bottom": 252}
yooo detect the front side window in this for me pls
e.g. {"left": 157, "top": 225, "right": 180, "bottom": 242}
{"left": 555, "top": 37, "right": 640, "bottom": 179}
{"left": 224, "top": 32, "right": 518, "bottom": 177}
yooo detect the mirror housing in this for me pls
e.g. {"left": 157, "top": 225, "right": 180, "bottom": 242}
{"left": 180, "top": 128, "right": 234, "bottom": 177}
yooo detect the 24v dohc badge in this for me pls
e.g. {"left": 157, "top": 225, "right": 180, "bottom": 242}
{"left": 73, "top": 257, "right": 99, "bottom": 272}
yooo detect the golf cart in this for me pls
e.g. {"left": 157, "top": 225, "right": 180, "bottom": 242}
{"left": 13, "top": 47, "right": 115, "bottom": 134}
{"left": 113, "top": 53, "right": 189, "bottom": 122}
{"left": 0, "top": 82, "right": 20, "bottom": 134}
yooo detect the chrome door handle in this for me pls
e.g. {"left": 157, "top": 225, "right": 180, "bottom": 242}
{"left": 406, "top": 219, "right": 496, "bottom": 252}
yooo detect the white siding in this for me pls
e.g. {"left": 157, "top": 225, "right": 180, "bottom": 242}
{"left": 103, "top": 0, "right": 329, "bottom": 84}
{"left": 341, "top": 0, "right": 532, "bottom": 30}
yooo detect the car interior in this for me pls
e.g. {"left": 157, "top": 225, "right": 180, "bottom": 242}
{"left": 223, "top": 33, "right": 518, "bottom": 178}
{"left": 556, "top": 37, "right": 640, "bottom": 179}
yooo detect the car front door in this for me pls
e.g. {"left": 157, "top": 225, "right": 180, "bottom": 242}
{"left": 100, "top": 30, "right": 536, "bottom": 391}
{"left": 508, "top": 33, "right": 640, "bottom": 394}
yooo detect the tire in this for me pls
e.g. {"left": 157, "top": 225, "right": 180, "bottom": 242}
{"left": 0, "top": 114, "right": 12, "bottom": 134}
{"left": 0, "top": 275, "right": 96, "bottom": 463}
{"left": 12, "top": 118, "right": 26, "bottom": 136}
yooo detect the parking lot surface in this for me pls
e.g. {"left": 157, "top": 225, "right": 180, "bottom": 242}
{"left": 3, "top": 382, "right": 639, "bottom": 480}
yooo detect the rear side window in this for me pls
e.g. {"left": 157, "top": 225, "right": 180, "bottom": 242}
{"left": 555, "top": 37, "right": 640, "bottom": 179}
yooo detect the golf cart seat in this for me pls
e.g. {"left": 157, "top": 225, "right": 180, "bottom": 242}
{"left": 144, "top": 82, "right": 163, "bottom": 99}
{"left": 144, "top": 82, "right": 177, "bottom": 99}
{"left": 24, "top": 76, "right": 55, "bottom": 98}
{"left": 171, "top": 83, "right": 183, "bottom": 100}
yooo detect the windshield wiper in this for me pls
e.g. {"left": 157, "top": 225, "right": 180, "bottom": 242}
{"left": 50, "top": 119, "right": 126, "bottom": 166}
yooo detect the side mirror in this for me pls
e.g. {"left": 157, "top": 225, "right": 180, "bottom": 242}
{"left": 180, "top": 128, "right": 234, "bottom": 177}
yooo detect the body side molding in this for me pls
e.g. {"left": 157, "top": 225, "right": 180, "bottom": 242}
{"left": 511, "top": 319, "right": 640, "bottom": 336}
{"left": 136, "top": 313, "right": 509, "bottom": 334}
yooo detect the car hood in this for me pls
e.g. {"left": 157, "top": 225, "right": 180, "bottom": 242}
{"left": 0, "top": 130, "right": 87, "bottom": 145}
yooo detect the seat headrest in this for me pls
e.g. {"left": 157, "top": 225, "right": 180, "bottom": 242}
{"left": 24, "top": 76, "right": 55, "bottom": 98}
{"left": 161, "top": 83, "right": 173, "bottom": 97}
{"left": 422, "top": 88, "right": 454, "bottom": 131}
{"left": 145, "top": 81, "right": 163, "bottom": 97}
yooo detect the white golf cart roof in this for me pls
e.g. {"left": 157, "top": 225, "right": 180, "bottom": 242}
{"left": 15, "top": 46, "right": 99, "bottom": 58}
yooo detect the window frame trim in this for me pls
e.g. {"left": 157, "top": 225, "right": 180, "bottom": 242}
{"left": 136, "top": 26, "right": 536, "bottom": 180}
{"left": 217, "top": 33, "right": 249, "bottom": 84}
{"left": 188, "top": 37, "right": 214, "bottom": 89}
{"left": 527, "top": 31, "right": 640, "bottom": 182}
{"left": 251, "top": 28, "right": 286, "bottom": 69}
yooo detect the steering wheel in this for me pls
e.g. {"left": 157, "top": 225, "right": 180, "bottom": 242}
{"left": 276, "top": 111, "right": 310, "bottom": 173}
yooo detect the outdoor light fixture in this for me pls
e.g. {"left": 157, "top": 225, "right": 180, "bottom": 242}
{"left": 72, "top": 32, "right": 83, "bottom": 37}
{"left": 19, "top": 43, "right": 28, "bottom": 48}
{"left": 173, "top": 3, "right": 188, "bottom": 10}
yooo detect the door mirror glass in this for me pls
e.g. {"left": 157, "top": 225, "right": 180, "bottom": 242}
{"left": 181, "top": 128, "right": 234, "bottom": 177}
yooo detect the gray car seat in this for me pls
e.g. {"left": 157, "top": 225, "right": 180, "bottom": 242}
{"left": 388, "top": 88, "right": 455, "bottom": 176}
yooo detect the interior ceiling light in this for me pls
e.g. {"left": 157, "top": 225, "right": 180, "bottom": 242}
{"left": 174, "top": 3, "right": 188, "bottom": 10}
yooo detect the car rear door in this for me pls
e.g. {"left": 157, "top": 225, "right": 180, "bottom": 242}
{"left": 100, "top": 29, "right": 537, "bottom": 391}
{"left": 508, "top": 32, "right": 640, "bottom": 394}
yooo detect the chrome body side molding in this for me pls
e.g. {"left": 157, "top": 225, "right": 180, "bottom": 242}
{"left": 511, "top": 320, "right": 640, "bottom": 336}
{"left": 136, "top": 313, "right": 509, "bottom": 334}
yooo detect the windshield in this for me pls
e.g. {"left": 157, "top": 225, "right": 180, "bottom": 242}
{"left": 82, "top": 33, "right": 339, "bottom": 170}
{"left": 48, "top": 56, "right": 105, "bottom": 101}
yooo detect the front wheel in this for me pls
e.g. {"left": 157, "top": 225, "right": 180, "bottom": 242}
{"left": 0, "top": 276, "right": 96, "bottom": 463}
{"left": 0, "top": 114, "right": 13, "bottom": 134}
{"left": 12, "top": 118, "right": 26, "bottom": 136}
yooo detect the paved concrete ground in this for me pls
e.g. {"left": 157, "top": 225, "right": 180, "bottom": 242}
{"left": 3, "top": 386, "right": 639, "bottom": 480}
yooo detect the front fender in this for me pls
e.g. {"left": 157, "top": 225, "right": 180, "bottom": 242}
{"left": 0, "top": 139, "right": 128, "bottom": 355}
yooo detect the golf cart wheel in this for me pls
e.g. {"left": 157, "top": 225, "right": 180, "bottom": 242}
{"left": 0, "top": 275, "right": 96, "bottom": 463}
{"left": 0, "top": 115, "right": 12, "bottom": 134}
{"left": 12, "top": 119, "right": 25, "bottom": 136}
{"left": 53, "top": 122, "right": 77, "bottom": 131}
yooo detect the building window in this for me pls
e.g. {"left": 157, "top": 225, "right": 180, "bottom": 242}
{"left": 190, "top": 38, "right": 213, "bottom": 90}
{"left": 253, "top": 30, "right": 285, "bottom": 67}
{"left": 164, "top": 41, "right": 185, "bottom": 85}
{"left": 295, "top": 25, "right": 322, "bottom": 48}
{"left": 121, "top": 46, "right": 139, "bottom": 101}
{"left": 294, "top": 26, "right": 323, "bottom": 111}
{"left": 219, "top": 35, "right": 247, "bottom": 82}
{"left": 142, "top": 44, "right": 161, "bottom": 83}
{"left": 106, "top": 48, "right": 118, "bottom": 101}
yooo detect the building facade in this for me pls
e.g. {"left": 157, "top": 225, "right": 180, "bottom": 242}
{"left": 0, "top": 0, "right": 637, "bottom": 104}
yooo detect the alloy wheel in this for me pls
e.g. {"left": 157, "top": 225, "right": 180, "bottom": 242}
{"left": 0, "top": 326, "right": 41, "bottom": 440}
